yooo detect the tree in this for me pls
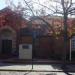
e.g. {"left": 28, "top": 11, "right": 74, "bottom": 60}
{"left": 51, "top": 0, "right": 75, "bottom": 61}
{"left": 6, "top": 0, "right": 56, "bottom": 35}
{"left": 6, "top": 0, "right": 35, "bottom": 19}
{"left": 43, "top": 0, "right": 75, "bottom": 68}
{"left": 25, "top": 0, "right": 75, "bottom": 62}
{"left": 6, "top": 0, "right": 75, "bottom": 61}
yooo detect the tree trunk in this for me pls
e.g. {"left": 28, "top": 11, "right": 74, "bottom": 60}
{"left": 63, "top": 13, "right": 68, "bottom": 62}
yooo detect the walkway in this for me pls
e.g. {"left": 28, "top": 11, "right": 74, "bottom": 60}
{"left": 0, "top": 63, "right": 74, "bottom": 75}
{"left": 0, "top": 63, "right": 74, "bottom": 72}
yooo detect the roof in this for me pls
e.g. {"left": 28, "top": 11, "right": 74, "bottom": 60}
{"left": 0, "top": 7, "right": 28, "bottom": 30}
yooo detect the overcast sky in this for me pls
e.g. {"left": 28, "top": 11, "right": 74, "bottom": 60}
{"left": 0, "top": 0, "right": 75, "bottom": 17}
{"left": 0, "top": 0, "right": 53, "bottom": 16}
{"left": 0, "top": 0, "right": 52, "bottom": 9}
{"left": 0, "top": 0, "right": 75, "bottom": 9}
{"left": 0, "top": 0, "right": 6, "bottom": 10}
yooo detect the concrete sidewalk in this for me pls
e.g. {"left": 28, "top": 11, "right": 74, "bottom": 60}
{"left": 0, "top": 63, "right": 74, "bottom": 72}
{"left": 0, "top": 63, "right": 74, "bottom": 75}
{"left": 0, "top": 63, "right": 62, "bottom": 71}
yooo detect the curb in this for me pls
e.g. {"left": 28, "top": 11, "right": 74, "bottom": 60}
{"left": 0, "top": 69, "right": 74, "bottom": 72}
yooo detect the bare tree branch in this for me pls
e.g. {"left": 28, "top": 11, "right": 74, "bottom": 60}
{"left": 68, "top": 7, "right": 75, "bottom": 13}
{"left": 28, "top": 16, "right": 56, "bottom": 35}
{"left": 67, "top": 0, "right": 72, "bottom": 11}
{"left": 23, "top": 0, "right": 35, "bottom": 16}
{"left": 32, "top": 1, "right": 55, "bottom": 13}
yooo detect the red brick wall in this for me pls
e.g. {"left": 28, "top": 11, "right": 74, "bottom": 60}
{"left": 34, "top": 36, "right": 70, "bottom": 59}
{"left": 19, "top": 36, "right": 32, "bottom": 44}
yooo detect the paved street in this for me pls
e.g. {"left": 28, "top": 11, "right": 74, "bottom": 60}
{"left": 0, "top": 63, "right": 74, "bottom": 75}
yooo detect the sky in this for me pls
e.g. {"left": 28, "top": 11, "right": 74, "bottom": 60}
{"left": 0, "top": 0, "right": 75, "bottom": 17}
{"left": 0, "top": 0, "right": 51, "bottom": 10}
{"left": 0, "top": 0, "right": 7, "bottom": 10}
{"left": 0, "top": 0, "right": 53, "bottom": 16}
{"left": 0, "top": 0, "right": 75, "bottom": 9}
{"left": 0, "top": 0, "right": 21, "bottom": 10}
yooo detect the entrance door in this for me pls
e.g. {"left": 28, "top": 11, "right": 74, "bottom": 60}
{"left": 2, "top": 40, "right": 12, "bottom": 55}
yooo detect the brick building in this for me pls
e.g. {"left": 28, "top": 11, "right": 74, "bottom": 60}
{"left": 29, "top": 16, "right": 75, "bottom": 60}
{"left": 0, "top": 7, "right": 29, "bottom": 58}
{"left": 0, "top": 7, "right": 75, "bottom": 60}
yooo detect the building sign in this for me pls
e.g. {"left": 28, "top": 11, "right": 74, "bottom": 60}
{"left": 19, "top": 44, "right": 32, "bottom": 59}
{"left": 22, "top": 44, "right": 29, "bottom": 49}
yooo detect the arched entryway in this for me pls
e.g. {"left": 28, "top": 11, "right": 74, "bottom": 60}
{"left": 0, "top": 26, "right": 17, "bottom": 58}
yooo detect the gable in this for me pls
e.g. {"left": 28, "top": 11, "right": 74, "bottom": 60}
{"left": 0, "top": 7, "right": 28, "bottom": 31}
